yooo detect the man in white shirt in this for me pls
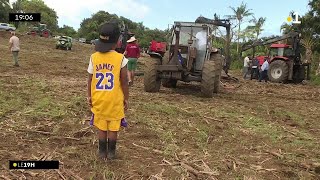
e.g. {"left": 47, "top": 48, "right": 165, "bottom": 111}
{"left": 195, "top": 26, "right": 208, "bottom": 70}
{"left": 9, "top": 31, "right": 20, "bottom": 67}
{"left": 259, "top": 58, "right": 269, "bottom": 82}
{"left": 243, "top": 55, "right": 251, "bottom": 79}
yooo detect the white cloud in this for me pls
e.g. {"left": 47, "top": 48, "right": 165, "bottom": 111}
{"left": 10, "top": 0, "right": 150, "bottom": 29}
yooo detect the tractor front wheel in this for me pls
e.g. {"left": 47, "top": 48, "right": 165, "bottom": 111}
{"left": 268, "top": 60, "right": 289, "bottom": 83}
{"left": 144, "top": 57, "right": 161, "bottom": 92}
{"left": 201, "top": 60, "right": 220, "bottom": 98}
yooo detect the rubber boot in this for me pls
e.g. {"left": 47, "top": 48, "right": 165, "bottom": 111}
{"left": 98, "top": 139, "right": 107, "bottom": 159}
{"left": 107, "top": 139, "right": 117, "bottom": 160}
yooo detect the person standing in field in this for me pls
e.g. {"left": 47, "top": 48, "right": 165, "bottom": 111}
{"left": 259, "top": 57, "right": 269, "bottom": 82}
{"left": 9, "top": 31, "right": 20, "bottom": 67}
{"left": 243, "top": 54, "right": 251, "bottom": 79}
{"left": 124, "top": 36, "right": 140, "bottom": 86}
{"left": 195, "top": 26, "right": 208, "bottom": 70}
{"left": 87, "top": 20, "right": 129, "bottom": 160}
{"left": 250, "top": 57, "right": 260, "bottom": 80}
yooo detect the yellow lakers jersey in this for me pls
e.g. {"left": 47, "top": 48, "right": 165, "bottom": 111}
{"left": 91, "top": 51, "right": 125, "bottom": 121}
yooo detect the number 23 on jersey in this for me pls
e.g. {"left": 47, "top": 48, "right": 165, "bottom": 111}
{"left": 95, "top": 72, "right": 114, "bottom": 90}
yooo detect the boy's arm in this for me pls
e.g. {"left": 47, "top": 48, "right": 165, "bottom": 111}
{"left": 120, "top": 65, "right": 129, "bottom": 110}
{"left": 87, "top": 74, "right": 93, "bottom": 106}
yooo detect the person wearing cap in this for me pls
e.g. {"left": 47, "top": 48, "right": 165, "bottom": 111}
{"left": 124, "top": 36, "right": 140, "bottom": 86}
{"left": 87, "top": 20, "right": 129, "bottom": 160}
{"left": 9, "top": 31, "right": 20, "bottom": 67}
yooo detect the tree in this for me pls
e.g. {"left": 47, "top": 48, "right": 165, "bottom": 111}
{"left": 0, "top": 0, "right": 11, "bottom": 22}
{"left": 78, "top": 11, "right": 118, "bottom": 40}
{"left": 58, "top": 25, "right": 77, "bottom": 37}
{"left": 227, "top": 1, "right": 253, "bottom": 53}
{"left": 239, "top": 27, "right": 255, "bottom": 43}
{"left": 248, "top": 16, "right": 266, "bottom": 40}
{"left": 78, "top": 11, "right": 167, "bottom": 48}
{"left": 20, "top": 0, "right": 58, "bottom": 32}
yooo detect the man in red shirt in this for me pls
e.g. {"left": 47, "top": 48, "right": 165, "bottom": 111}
{"left": 124, "top": 36, "right": 140, "bottom": 86}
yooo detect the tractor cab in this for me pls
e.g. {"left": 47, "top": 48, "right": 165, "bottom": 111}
{"left": 168, "top": 22, "right": 217, "bottom": 73}
{"left": 268, "top": 44, "right": 294, "bottom": 60}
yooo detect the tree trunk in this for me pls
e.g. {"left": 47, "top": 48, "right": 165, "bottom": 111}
{"left": 237, "top": 22, "right": 241, "bottom": 53}
{"left": 305, "top": 49, "right": 312, "bottom": 64}
{"left": 317, "top": 62, "right": 320, "bottom": 76}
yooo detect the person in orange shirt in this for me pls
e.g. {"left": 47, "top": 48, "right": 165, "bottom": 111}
{"left": 87, "top": 20, "right": 129, "bottom": 160}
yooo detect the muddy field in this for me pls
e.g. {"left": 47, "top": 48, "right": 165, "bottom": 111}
{"left": 0, "top": 31, "right": 320, "bottom": 180}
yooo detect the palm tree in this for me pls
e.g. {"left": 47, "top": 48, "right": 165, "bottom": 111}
{"left": 227, "top": 1, "right": 253, "bottom": 53}
{"left": 301, "top": 32, "right": 316, "bottom": 64}
{"left": 239, "top": 27, "right": 255, "bottom": 43}
{"left": 248, "top": 16, "right": 266, "bottom": 40}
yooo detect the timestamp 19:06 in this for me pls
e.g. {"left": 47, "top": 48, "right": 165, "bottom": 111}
{"left": 9, "top": 13, "right": 41, "bottom": 22}
{"left": 16, "top": 14, "right": 33, "bottom": 21}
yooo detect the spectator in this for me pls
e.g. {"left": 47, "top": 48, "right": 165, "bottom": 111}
{"left": 9, "top": 31, "right": 20, "bottom": 67}
{"left": 124, "top": 36, "right": 140, "bottom": 86}
{"left": 195, "top": 26, "right": 208, "bottom": 70}
{"left": 259, "top": 58, "right": 269, "bottom": 82}
{"left": 243, "top": 54, "right": 251, "bottom": 79}
{"left": 87, "top": 20, "right": 129, "bottom": 160}
{"left": 250, "top": 57, "right": 260, "bottom": 80}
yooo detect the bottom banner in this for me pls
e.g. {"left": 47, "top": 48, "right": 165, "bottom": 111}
{"left": 9, "top": 161, "right": 59, "bottom": 169}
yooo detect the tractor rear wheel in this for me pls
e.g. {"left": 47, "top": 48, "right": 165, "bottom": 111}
{"left": 210, "top": 54, "right": 223, "bottom": 93}
{"left": 201, "top": 60, "right": 220, "bottom": 98}
{"left": 144, "top": 57, "right": 161, "bottom": 92}
{"left": 268, "top": 60, "right": 289, "bottom": 83}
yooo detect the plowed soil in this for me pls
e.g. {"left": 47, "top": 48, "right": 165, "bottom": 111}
{"left": 0, "top": 31, "right": 320, "bottom": 180}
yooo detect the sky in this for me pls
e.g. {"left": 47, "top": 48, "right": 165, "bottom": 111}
{"left": 10, "top": 0, "right": 310, "bottom": 37}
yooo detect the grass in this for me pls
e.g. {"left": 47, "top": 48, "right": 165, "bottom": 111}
{"left": 142, "top": 102, "right": 184, "bottom": 117}
{"left": 242, "top": 116, "right": 283, "bottom": 142}
{"left": 310, "top": 74, "right": 320, "bottom": 85}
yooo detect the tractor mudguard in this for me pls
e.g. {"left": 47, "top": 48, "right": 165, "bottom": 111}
{"left": 148, "top": 52, "right": 163, "bottom": 60}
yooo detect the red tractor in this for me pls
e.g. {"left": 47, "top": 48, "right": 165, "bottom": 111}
{"left": 148, "top": 40, "right": 167, "bottom": 57}
{"left": 28, "top": 23, "right": 51, "bottom": 38}
{"left": 242, "top": 31, "right": 310, "bottom": 83}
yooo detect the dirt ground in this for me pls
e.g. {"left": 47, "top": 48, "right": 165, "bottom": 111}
{"left": 0, "top": 31, "right": 320, "bottom": 180}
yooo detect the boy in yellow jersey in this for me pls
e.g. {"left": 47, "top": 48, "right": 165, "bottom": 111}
{"left": 87, "top": 20, "right": 129, "bottom": 160}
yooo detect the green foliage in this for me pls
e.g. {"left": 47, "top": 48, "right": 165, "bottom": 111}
{"left": 230, "top": 58, "right": 243, "bottom": 70}
{"left": 58, "top": 25, "right": 77, "bottom": 38}
{"left": 247, "top": 16, "right": 266, "bottom": 39}
{"left": 0, "top": 0, "right": 11, "bottom": 22}
{"left": 78, "top": 11, "right": 167, "bottom": 48}
{"left": 20, "top": 0, "right": 58, "bottom": 32}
